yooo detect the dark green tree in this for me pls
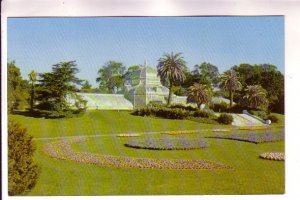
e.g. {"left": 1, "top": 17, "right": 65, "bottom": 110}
{"left": 28, "top": 70, "right": 37, "bottom": 110}
{"left": 124, "top": 65, "right": 141, "bottom": 86}
{"left": 36, "top": 61, "right": 84, "bottom": 116}
{"left": 232, "top": 64, "right": 284, "bottom": 113}
{"left": 96, "top": 61, "right": 126, "bottom": 93}
{"left": 127, "top": 65, "right": 140, "bottom": 72}
{"left": 260, "top": 67, "right": 284, "bottom": 109}
{"left": 80, "top": 80, "right": 94, "bottom": 93}
{"left": 157, "top": 52, "right": 187, "bottom": 106}
{"left": 193, "top": 62, "right": 220, "bottom": 87}
{"left": 81, "top": 80, "right": 92, "bottom": 90}
{"left": 231, "top": 63, "right": 254, "bottom": 86}
{"left": 8, "top": 120, "right": 39, "bottom": 195}
{"left": 8, "top": 61, "right": 30, "bottom": 112}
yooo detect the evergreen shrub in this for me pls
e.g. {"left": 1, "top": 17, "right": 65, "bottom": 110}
{"left": 8, "top": 121, "right": 39, "bottom": 196}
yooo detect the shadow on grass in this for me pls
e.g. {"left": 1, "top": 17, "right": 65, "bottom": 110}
{"left": 12, "top": 110, "right": 64, "bottom": 119}
{"left": 188, "top": 117, "right": 219, "bottom": 125}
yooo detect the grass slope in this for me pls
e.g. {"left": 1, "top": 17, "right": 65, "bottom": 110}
{"left": 9, "top": 111, "right": 284, "bottom": 195}
{"left": 9, "top": 111, "right": 219, "bottom": 138}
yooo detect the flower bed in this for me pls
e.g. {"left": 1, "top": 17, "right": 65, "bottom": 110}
{"left": 124, "top": 137, "right": 209, "bottom": 150}
{"left": 212, "top": 129, "right": 230, "bottom": 132}
{"left": 259, "top": 152, "right": 284, "bottom": 161}
{"left": 238, "top": 126, "right": 271, "bottom": 131}
{"left": 117, "top": 133, "right": 141, "bottom": 137}
{"left": 205, "top": 131, "right": 284, "bottom": 144}
{"left": 161, "top": 130, "right": 198, "bottom": 135}
{"left": 43, "top": 138, "right": 231, "bottom": 170}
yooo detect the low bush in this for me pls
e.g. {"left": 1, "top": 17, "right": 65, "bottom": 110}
{"left": 193, "top": 109, "right": 215, "bottom": 118}
{"left": 132, "top": 106, "right": 191, "bottom": 119}
{"left": 169, "top": 104, "right": 197, "bottom": 111}
{"left": 218, "top": 113, "right": 233, "bottom": 124}
{"left": 156, "top": 107, "right": 191, "bottom": 119}
{"left": 132, "top": 105, "right": 215, "bottom": 120}
{"left": 210, "top": 102, "right": 228, "bottom": 112}
{"left": 268, "top": 114, "right": 279, "bottom": 123}
{"left": 131, "top": 107, "right": 151, "bottom": 116}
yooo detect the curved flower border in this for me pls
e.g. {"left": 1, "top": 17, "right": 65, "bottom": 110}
{"left": 117, "top": 133, "right": 141, "bottom": 137}
{"left": 43, "top": 137, "right": 232, "bottom": 170}
{"left": 259, "top": 152, "right": 284, "bottom": 161}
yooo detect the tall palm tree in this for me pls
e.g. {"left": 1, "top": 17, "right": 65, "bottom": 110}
{"left": 28, "top": 70, "right": 37, "bottom": 110}
{"left": 219, "top": 69, "right": 242, "bottom": 107}
{"left": 187, "top": 83, "right": 212, "bottom": 110}
{"left": 157, "top": 52, "right": 186, "bottom": 106}
{"left": 243, "top": 85, "right": 268, "bottom": 110}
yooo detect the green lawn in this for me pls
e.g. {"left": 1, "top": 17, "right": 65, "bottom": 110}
{"left": 9, "top": 111, "right": 284, "bottom": 195}
{"left": 10, "top": 110, "right": 221, "bottom": 138}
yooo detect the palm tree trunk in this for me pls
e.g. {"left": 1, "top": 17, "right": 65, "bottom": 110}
{"left": 229, "top": 90, "right": 233, "bottom": 107}
{"left": 167, "top": 82, "right": 173, "bottom": 106}
{"left": 30, "top": 83, "right": 34, "bottom": 110}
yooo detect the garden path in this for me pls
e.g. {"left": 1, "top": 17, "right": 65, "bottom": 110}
{"left": 231, "top": 114, "right": 266, "bottom": 126}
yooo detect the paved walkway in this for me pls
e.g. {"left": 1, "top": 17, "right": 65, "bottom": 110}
{"left": 231, "top": 114, "right": 266, "bottom": 126}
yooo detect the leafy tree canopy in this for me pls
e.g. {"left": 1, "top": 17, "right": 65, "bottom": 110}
{"left": 96, "top": 61, "right": 126, "bottom": 93}
{"left": 193, "top": 62, "right": 220, "bottom": 87}
{"left": 81, "top": 80, "right": 92, "bottom": 90}
{"left": 8, "top": 61, "right": 30, "bottom": 112}
{"left": 28, "top": 70, "right": 37, "bottom": 110}
{"left": 124, "top": 65, "right": 141, "bottom": 87}
{"left": 232, "top": 63, "right": 284, "bottom": 113}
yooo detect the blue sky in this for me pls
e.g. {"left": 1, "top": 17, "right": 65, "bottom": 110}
{"left": 8, "top": 16, "right": 284, "bottom": 87}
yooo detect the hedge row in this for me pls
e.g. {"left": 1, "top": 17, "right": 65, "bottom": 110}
{"left": 132, "top": 105, "right": 215, "bottom": 120}
{"left": 217, "top": 113, "right": 233, "bottom": 124}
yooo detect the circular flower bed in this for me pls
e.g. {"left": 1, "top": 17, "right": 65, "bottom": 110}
{"left": 43, "top": 138, "right": 231, "bottom": 170}
{"left": 125, "top": 138, "right": 209, "bottom": 150}
{"left": 206, "top": 131, "right": 284, "bottom": 144}
{"left": 259, "top": 152, "right": 284, "bottom": 161}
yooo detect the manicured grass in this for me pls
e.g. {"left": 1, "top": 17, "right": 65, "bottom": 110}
{"left": 9, "top": 111, "right": 285, "bottom": 195}
{"left": 9, "top": 110, "right": 220, "bottom": 138}
{"left": 270, "top": 112, "right": 285, "bottom": 125}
